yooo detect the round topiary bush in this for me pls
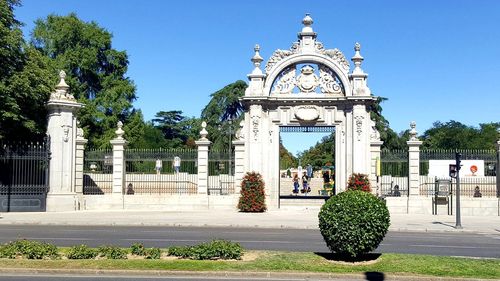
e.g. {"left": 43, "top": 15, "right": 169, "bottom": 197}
{"left": 318, "top": 190, "right": 390, "bottom": 258}
{"left": 237, "top": 172, "right": 267, "bottom": 212}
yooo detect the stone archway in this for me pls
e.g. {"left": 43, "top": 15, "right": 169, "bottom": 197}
{"left": 235, "top": 14, "right": 382, "bottom": 208}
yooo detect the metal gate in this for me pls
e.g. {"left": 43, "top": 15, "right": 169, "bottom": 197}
{"left": 0, "top": 139, "right": 50, "bottom": 212}
{"left": 208, "top": 150, "right": 234, "bottom": 195}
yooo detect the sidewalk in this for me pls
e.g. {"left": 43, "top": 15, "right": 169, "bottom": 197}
{"left": 1, "top": 209, "right": 499, "bottom": 233}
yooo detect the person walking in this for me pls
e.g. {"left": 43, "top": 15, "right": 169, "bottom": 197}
{"left": 155, "top": 158, "right": 162, "bottom": 175}
{"left": 173, "top": 156, "right": 181, "bottom": 174}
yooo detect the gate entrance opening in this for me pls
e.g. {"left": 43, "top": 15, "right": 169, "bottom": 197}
{"left": 279, "top": 126, "right": 335, "bottom": 206}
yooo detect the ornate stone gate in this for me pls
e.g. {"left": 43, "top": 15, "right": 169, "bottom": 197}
{"left": 234, "top": 14, "right": 382, "bottom": 208}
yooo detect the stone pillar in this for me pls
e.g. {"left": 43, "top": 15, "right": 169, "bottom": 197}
{"left": 195, "top": 122, "right": 210, "bottom": 194}
{"left": 74, "top": 125, "right": 87, "bottom": 194}
{"left": 370, "top": 140, "right": 383, "bottom": 195}
{"left": 110, "top": 122, "right": 127, "bottom": 194}
{"left": 46, "top": 71, "right": 84, "bottom": 211}
{"left": 232, "top": 126, "right": 246, "bottom": 194}
{"left": 407, "top": 121, "right": 422, "bottom": 196}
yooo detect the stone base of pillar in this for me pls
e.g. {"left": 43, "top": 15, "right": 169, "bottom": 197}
{"left": 46, "top": 193, "right": 78, "bottom": 212}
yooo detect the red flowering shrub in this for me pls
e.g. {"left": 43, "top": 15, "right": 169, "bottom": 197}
{"left": 347, "top": 173, "right": 371, "bottom": 192}
{"left": 237, "top": 172, "right": 267, "bottom": 212}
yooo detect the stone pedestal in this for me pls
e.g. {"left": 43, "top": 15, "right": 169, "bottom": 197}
{"left": 195, "top": 139, "right": 210, "bottom": 195}
{"left": 110, "top": 123, "right": 127, "bottom": 195}
{"left": 407, "top": 140, "right": 422, "bottom": 196}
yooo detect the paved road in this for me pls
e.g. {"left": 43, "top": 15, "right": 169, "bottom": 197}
{"left": 0, "top": 225, "right": 498, "bottom": 258}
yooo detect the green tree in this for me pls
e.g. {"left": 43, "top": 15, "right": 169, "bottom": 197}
{"left": 279, "top": 138, "right": 297, "bottom": 170}
{"left": 200, "top": 80, "right": 247, "bottom": 150}
{"left": 0, "top": 0, "right": 55, "bottom": 141}
{"left": 422, "top": 120, "right": 500, "bottom": 149}
{"left": 298, "top": 133, "right": 335, "bottom": 171}
{"left": 370, "top": 97, "right": 405, "bottom": 150}
{"left": 152, "top": 110, "right": 200, "bottom": 148}
{"left": 31, "top": 13, "right": 136, "bottom": 148}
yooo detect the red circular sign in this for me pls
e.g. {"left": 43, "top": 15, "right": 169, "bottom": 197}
{"left": 470, "top": 165, "right": 478, "bottom": 173}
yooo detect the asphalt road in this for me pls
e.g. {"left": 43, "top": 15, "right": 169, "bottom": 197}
{"left": 0, "top": 225, "right": 498, "bottom": 258}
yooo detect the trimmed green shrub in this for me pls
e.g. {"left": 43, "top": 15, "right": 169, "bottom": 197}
{"left": 237, "top": 172, "right": 267, "bottom": 212}
{"left": 318, "top": 190, "right": 390, "bottom": 257}
{"left": 67, "top": 245, "right": 98, "bottom": 259}
{"left": 0, "top": 239, "right": 59, "bottom": 259}
{"left": 97, "top": 245, "right": 127, "bottom": 259}
{"left": 145, "top": 247, "right": 161, "bottom": 259}
{"left": 130, "top": 243, "right": 146, "bottom": 256}
{"left": 168, "top": 240, "right": 243, "bottom": 260}
{"left": 347, "top": 173, "right": 371, "bottom": 192}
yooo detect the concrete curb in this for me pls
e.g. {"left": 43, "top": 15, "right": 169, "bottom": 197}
{"left": 0, "top": 268, "right": 496, "bottom": 281}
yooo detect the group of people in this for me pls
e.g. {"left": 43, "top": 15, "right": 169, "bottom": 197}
{"left": 292, "top": 172, "right": 311, "bottom": 195}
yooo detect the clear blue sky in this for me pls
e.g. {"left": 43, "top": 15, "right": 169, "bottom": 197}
{"left": 15, "top": 0, "right": 500, "bottom": 156}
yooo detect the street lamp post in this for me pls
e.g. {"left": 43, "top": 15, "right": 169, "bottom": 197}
{"left": 228, "top": 120, "right": 232, "bottom": 176}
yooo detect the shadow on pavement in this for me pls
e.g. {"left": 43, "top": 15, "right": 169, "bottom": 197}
{"left": 432, "top": 221, "right": 456, "bottom": 229}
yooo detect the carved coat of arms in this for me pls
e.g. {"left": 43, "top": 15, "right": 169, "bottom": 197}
{"left": 296, "top": 65, "right": 318, "bottom": 93}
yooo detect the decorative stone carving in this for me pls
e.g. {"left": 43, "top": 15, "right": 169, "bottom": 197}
{"left": 296, "top": 65, "right": 318, "bottom": 93}
{"left": 265, "top": 49, "right": 294, "bottom": 73}
{"left": 115, "top": 121, "right": 125, "bottom": 140}
{"left": 272, "top": 66, "right": 296, "bottom": 94}
{"left": 323, "top": 48, "right": 350, "bottom": 71}
{"left": 199, "top": 121, "right": 208, "bottom": 140}
{"left": 61, "top": 125, "right": 71, "bottom": 142}
{"left": 409, "top": 121, "right": 418, "bottom": 141}
{"left": 354, "top": 115, "right": 364, "bottom": 141}
{"left": 370, "top": 119, "right": 380, "bottom": 141}
{"left": 319, "top": 65, "right": 342, "bottom": 94}
{"left": 250, "top": 105, "right": 261, "bottom": 141}
{"left": 294, "top": 105, "right": 319, "bottom": 121}
{"left": 50, "top": 70, "right": 76, "bottom": 101}
{"left": 235, "top": 120, "right": 245, "bottom": 140}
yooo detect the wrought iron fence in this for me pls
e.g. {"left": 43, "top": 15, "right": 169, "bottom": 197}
{"left": 124, "top": 148, "right": 198, "bottom": 194}
{"left": 83, "top": 149, "right": 112, "bottom": 195}
{"left": 380, "top": 175, "right": 408, "bottom": 197}
{"left": 381, "top": 149, "right": 408, "bottom": 177}
{"left": 0, "top": 140, "right": 50, "bottom": 211}
{"left": 208, "top": 149, "right": 234, "bottom": 195}
{"left": 420, "top": 176, "right": 497, "bottom": 197}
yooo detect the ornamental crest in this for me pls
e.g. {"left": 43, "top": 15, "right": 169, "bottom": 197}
{"left": 296, "top": 65, "right": 318, "bottom": 93}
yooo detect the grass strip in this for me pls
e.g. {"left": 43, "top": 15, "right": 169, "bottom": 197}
{"left": 0, "top": 251, "right": 498, "bottom": 279}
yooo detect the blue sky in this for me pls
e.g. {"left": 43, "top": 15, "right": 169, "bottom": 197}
{"left": 15, "top": 0, "right": 500, "bottom": 156}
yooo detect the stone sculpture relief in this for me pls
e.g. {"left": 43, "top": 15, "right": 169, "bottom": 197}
{"left": 370, "top": 119, "right": 380, "bottom": 141}
{"left": 296, "top": 65, "right": 319, "bottom": 93}
{"left": 250, "top": 105, "right": 261, "bottom": 141}
{"left": 294, "top": 105, "right": 319, "bottom": 121}
{"left": 319, "top": 65, "right": 342, "bottom": 94}
{"left": 272, "top": 66, "right": 296, "bottom": 94}
{"left": 354, "top": 115, "right": 364, "bottom": 141}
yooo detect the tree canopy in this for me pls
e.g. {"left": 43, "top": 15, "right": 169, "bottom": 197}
{"left": 31, "top": 13, "right": 137, "bottom": 148}
{"left": 201, "top": 80, "right": 247, "bottom": 150}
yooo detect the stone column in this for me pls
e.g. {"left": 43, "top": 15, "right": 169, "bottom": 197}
{"left": 232, "top": 121, "right": 246, "bottom": 194}
{"left": 110, "top": 122, "right": 127, "bottom": 195}
{"left": 195, "top": 122, "right": 210, "bottom": 194}
{"left": 74, "top": 124, "right": 87, "bottom": 191}
{"left": 407, "top": 121, "right": 422, "bottom": 196}
{"left": 46, "top": 71, "right": 84, "bottom": 212}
